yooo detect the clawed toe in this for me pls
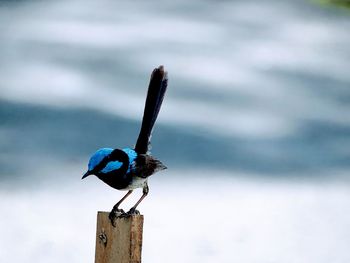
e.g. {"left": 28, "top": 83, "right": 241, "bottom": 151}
{"left": 108, "top": 212, "right": 116, "bottom": 227}
{"left": 109, "top": 208, "right": 127, "bottom": 226}
{"left": 109, "top": 207, "right": 141, "bottom": 226}
{"left": 116, "top": 208, "right": 125, "bottom": 214}
{"left": 127, "top": 208, "right": 140, "bottom": 215}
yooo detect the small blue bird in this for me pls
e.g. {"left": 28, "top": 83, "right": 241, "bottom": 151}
{"left": 82, "top": 66, "right": 168, "bottom": 225}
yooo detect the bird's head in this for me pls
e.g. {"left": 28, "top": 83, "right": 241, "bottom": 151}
{"left": 82, "top": 148, "right": 114, "bottom": 179}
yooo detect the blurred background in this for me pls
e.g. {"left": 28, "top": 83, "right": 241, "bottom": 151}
{"left": 1, "top": 0, "right": 350, "bottom": 262}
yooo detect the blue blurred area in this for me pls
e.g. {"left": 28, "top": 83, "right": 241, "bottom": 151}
{"left": 1, "top": 98, "right": 350, "bottom": 184}
{"left": 0, "top": 0, "right": 350, "bottom": 186}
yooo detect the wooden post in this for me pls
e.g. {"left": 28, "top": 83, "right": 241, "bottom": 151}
{"left": 95, "top": 212, "right": 144, "bottom": 263}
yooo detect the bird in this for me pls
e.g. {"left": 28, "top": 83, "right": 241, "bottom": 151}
{"left": 82, "top": 65, "right": 168, "bottom": 226}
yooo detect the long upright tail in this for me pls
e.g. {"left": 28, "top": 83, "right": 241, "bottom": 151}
{"left": 134, "top": 65, "right": 168, "bottom": 154}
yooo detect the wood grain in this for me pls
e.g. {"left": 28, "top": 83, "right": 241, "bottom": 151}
{"left": 95, "top": 212, "right": 144, "bottom": 263}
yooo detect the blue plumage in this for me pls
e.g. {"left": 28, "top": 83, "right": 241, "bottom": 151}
{"left": 101, "top": 160, "right": 123, "bottom": 173}
{"left": 88, "top": 148, "right": 113, "bottom": 171}
{"left": 82, "top": 66, "right": 168, "bottom": 225}
{"left": 122, "top": 148, "right": 137, "bottom": 173}
{"left": 87, "top": 148, "right": 137, "bottom": 175}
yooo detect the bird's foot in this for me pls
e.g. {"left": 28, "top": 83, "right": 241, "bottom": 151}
{"left": 127, "top": 207, "right": 140, "bottom": 216}
{"left": 109, "top": 208, "right": 140, "bottom": 225}
{"left": 109, "top": 208, "right": 126, "bottom": 227}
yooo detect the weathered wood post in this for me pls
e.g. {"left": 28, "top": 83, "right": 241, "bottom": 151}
{"left": 95, "top": 212, "right": 144, "bottom": 263}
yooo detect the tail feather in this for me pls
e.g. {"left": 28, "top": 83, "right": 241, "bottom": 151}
{"left": 135, "top": 66, "right": 168, "bottom": 154}
{"left": 150, "top": 72, "right": 167, "bottom": 132}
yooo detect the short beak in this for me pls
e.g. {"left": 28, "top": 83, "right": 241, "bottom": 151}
{"left": 82, "top": 171, "right": 91, "bottom": 179}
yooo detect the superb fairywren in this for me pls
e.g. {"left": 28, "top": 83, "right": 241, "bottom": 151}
{"left": 82, "top": 66, "right": 168, "bottom": 225}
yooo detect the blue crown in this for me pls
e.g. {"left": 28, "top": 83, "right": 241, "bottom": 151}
{"left": 88, "top": 148, "right": 114, "bottom": 171}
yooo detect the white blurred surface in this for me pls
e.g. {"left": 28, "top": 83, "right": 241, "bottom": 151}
{"left": 0, "top": 169, "right": 349, "bottom": 263}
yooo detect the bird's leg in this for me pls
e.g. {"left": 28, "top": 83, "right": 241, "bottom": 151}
{"left": 127, "top": 184, "right": 149, "bottom": 215}
{"left": 109, "top": 190, "right": 133, "bottom": 226}
{"left": 113, "top": 190, "right": 134, "bottom": 212}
